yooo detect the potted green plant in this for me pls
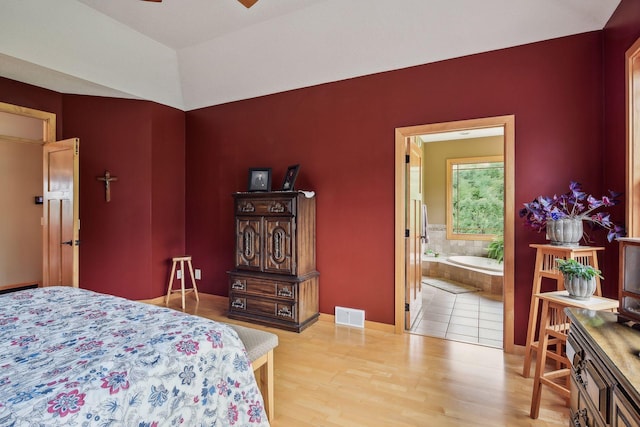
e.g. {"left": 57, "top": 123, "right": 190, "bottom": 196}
{"left": 555, "top": 258, "right": 602, "bottom": 299}
{"left": 486, "top": 235, "right": 504, "bottom": 263}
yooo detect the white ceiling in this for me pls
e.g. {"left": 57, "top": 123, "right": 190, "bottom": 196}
{"left": 0, "top": 0, "right": 621, "bottom": 111}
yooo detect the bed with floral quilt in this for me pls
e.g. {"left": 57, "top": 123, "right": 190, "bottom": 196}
{"left": 0, "top": 286, "right": 269, "bottom": 426}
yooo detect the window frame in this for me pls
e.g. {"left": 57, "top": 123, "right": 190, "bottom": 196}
{"left": 445, "top": 155, "right": 504, "bottom": 241}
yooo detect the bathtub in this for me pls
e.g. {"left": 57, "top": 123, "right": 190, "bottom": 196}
{"left": 447, "top": 255, "right": 503, "bottom": 273}
{"left": 422, "top": 254, "right": 503, "bottom": 295}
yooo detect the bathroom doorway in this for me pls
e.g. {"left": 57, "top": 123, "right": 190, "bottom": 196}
{"left": 394, "top": 115, "right": 515, "bottom": 353}
{"left": 414, "top": 131, "right": 504, "bottom": 348}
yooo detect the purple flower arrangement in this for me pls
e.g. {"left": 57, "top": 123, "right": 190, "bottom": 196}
{"left": 519, "top": 181, "right": 626, "bottom": 243}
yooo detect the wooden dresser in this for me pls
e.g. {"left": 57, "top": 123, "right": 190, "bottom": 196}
{"left": 228, "top": 191, "right": 319, "bottom": 332}
{"left": 566, "top": 308, "right": 640, "bottom": 426}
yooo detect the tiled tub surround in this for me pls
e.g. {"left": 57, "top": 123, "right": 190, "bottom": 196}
{"left": 422, "top": 224, "right": 503, "bottom": 295}
{"left": 422, "top": 255, "right": 503, "bottom": 295}
{"left": 424, "top": 224, "right": 490, "bottom": 258}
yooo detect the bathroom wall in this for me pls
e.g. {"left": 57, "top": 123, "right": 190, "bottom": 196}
{"left": 424, "top": 224, "right": 489, "bottom": 257}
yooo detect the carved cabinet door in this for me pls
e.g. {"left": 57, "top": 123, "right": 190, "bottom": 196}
{"left": 236, "top": 217, "right": 262, "bottom": 270}
{"left": 263, "top": 217, "right": 295, "bottom": 274}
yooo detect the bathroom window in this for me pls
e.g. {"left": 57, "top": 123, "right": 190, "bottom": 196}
{"left": 446, "top": 156, "right": 504, "bottom": 240}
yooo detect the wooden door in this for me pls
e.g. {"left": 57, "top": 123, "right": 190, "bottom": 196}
{"left": 236, "top": 217, "right": 262, "bottom": 271}
{"left": 264, "top": 217, "right": 294, "bottom": 274}
{"left": 43, "top": 138, "right": 79, "bottom": 287}
{"left": 405, "top": 137, "right": 423, "bottom": 329}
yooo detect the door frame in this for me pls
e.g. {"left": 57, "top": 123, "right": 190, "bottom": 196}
{"left": 0, "top": 101, "right": 56, "bottom": 143}
{"left": 0, "top": 101, "right": 57, "bottom": 288}
{"left": 394, "top": 115, "right": 515, "bottom": 353}
{"left": 626, "top": 37, "right": 640, "bottom": 236}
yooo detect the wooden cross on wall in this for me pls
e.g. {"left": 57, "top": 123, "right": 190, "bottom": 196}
{"left": 97, "top": 171, "right": 118, "bottom": 202}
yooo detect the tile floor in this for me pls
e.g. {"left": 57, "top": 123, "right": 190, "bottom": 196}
{"left": 409, "top": 277, "right": 504, "bottom": 348}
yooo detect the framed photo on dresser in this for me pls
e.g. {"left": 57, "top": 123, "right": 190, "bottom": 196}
{"left": 248, "top": 168, "right": 271, "bottom": 192}
{"left": 281, "top": 164, "right": 300, "bottom": 191}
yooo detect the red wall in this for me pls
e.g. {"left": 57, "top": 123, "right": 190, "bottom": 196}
{"left": 0, "top": 78, "right": 63, "bottom": 139}
{"left": 0, "top": 83, "right": 186, "bottom": 300}
{"left": 185, "top": 32, "right": 606, "bottom": 344}
{"left": 151, "top": 104, "right": 187, "bottom": 292}
{"left": 61, "top": 95, "right": 185, "bottom": 300}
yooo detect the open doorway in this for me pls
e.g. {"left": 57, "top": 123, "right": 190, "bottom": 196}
{"left": 412, "top": 130, "right": 504, "bottom": 348}
{"left": 0, "top": 102, "right": 55, "bottom": 291}
{"left": 394, "top": 115, "right": 516, "bottom": 353}
{"left": 0, "top": 102, "right": 79, "bottom": 291}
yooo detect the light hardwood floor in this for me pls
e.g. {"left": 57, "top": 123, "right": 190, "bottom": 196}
{"left": 153, "top": 294, "right": 569, "bottom": 427}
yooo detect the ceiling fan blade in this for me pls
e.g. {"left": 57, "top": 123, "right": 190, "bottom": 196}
{"left": 141, "top": 0, "right": 257, "bottom": 5}
{"left": 237, "top": 0, "right": 259, "bottom": 8}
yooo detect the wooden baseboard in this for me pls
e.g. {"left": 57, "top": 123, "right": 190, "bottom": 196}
{"left": 137, "top": 295, "right": 167, "bottom": 304}
{"left": 511, "top": 344, "right": 525, "bottom": 355}
{"left": 0, "top": 282, "right": 40, "bottom": 292}
{"left": 318, "top": 312, "right": 395, "bottom": 333}
{"left": 139, "top": 293, "right": 396, "bottom": 333}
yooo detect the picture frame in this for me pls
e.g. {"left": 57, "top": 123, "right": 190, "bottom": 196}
{"left": 248, "top": 168, "right": 272, "bottom": 192}
{"left": 281, "top": 164, "right": 300, "bottom": 191}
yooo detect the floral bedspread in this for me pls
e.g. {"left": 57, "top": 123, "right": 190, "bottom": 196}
{"left": 0, "top": 286, "right": 269, "bottom": 426}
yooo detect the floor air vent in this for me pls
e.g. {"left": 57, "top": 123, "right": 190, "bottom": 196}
{"left": 335, "top": 306, "right": 365, "bottom": 328}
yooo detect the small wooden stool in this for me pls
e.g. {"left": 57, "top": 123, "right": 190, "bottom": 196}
{"left": 529, "top": 291, "right": 618, "bottom": 419}
{"left": 165, "top": 256, "right": 199, "bottom": 310}
{"left": 522, "top": 244, "right": 604, "bottom": 378}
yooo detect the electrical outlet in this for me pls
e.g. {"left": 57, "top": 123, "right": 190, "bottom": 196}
{"left": 176, "top": 270, "right": 182, "bottom": 279}
{"left": 195, "top": 269, "right": 201, "bottom": 280}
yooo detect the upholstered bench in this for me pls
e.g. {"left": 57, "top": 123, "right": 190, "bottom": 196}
{"left": 229, "top": 324, "right": 279, "bottom": 421}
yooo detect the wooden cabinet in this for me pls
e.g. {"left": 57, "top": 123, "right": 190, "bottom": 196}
{"left": 567, "top": 331, "right": 612, "bottom": 426}
{"left": 228, "top": 191, "right": 319, "bottom": 332}
{"left": 613, "top": 388, "right": 640, "bottom": 427}
{"left": 567, "top": 309, "right": 640, "bottom": 427}
{"left": 619, "top": 238, "right": 640, "bottom": 324}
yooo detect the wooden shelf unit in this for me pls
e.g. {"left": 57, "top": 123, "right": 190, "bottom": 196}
{"left": 529, "top": 292, "right": 618, "bottom": 419}
{"left": 522, "top": 244, "right": 604, "bottom": 378}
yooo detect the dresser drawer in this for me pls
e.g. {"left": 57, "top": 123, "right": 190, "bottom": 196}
{"left": 229, "top": 276, "right": 296, "bottom": 300}
{"left": 571, "top": 375, "right": 608, "bottom": 427}
{"left": 235, "top": 198, "right": 294, "bottom": 216}
{"left": 574, "top": 358, "right": 611, "bottom": 422}
{"left": 229, "top": 294, "right": 298, "bottom": 323}
{"left": 613, "top": 387, "right": 640, "bottom": 427}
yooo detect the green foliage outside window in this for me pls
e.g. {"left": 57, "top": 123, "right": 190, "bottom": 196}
{"left": 449, "top": 158, "right": 504, "bottom": 237}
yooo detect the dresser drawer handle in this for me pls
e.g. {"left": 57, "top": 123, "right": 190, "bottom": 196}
{"left": 239, "top": 202, "right": 255, "bottom": 213}
{"left": 575, "top": 373, "right": 588, "bottom": 389}
{"left": 231, "top": 298, "right": 245, "bottom": 309}
{"left": 268, "top": 202, "right": 286, "bottom": 213}
{"left": 231, "top": 280, "right": 246, "bottom": 290}
{"left": 277, "top": 307, "right": 293, "bottom": 318}
{"left": 571, "top": 408, "right": 588, "bottom": 427}
{"left": 277, "top": 288, "right": 293, "bottom": 298}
